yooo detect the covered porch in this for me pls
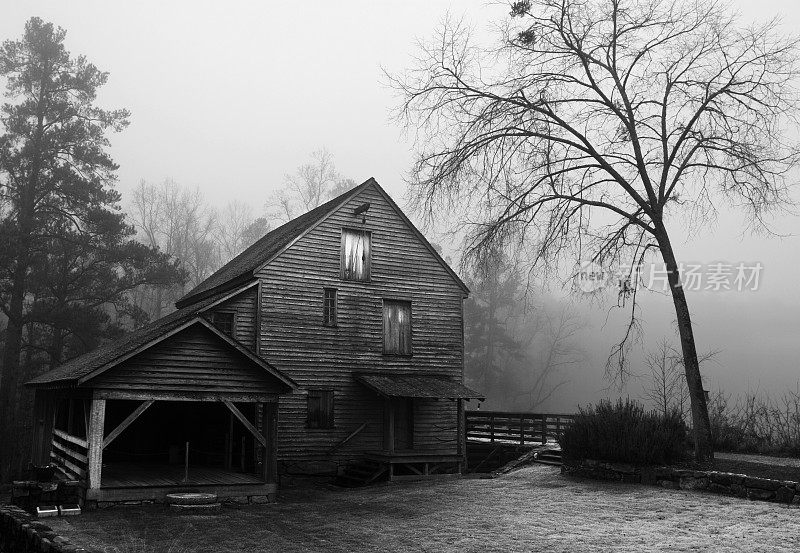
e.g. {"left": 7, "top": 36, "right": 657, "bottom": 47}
{"left": 345, "top": 373, "right": 483, "bottom": 485}
{"left": 26, "top": 316, "right": 297, "bottom": 506}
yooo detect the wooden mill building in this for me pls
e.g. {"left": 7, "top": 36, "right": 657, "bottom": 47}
{"left": 26, "top": 178, "right": 482, "bottom": 504}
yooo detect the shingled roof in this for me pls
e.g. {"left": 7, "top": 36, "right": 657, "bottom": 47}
{"left": 26, "top": 285, "right": 295, "bottom": 389}
{"left": 176, "top": 177, "right": 468, "bottom": 308}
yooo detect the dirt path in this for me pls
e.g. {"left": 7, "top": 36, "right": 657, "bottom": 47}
{"left": 49, "top": 465, "right": 800, "bottom": 552}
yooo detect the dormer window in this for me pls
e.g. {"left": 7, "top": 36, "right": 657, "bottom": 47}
{"left": 341, "top": 228, "right": 371, "bottom": 281}
{"left": 212, "top": 312, "right": 235, "bottom": 336}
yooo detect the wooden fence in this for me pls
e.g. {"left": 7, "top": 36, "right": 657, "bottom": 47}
{"left": 465, "top": 411, "right": 575, "bottom": 446}
{"left": 50, "top": 429, "right": 88, "bottom": 481}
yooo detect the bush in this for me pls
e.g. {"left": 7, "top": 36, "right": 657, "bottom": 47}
{"left": 559, "top": 398, "right": 687, "bottom": 465}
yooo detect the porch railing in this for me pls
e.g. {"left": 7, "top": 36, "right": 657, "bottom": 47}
{"left": 465, "top": 411, "right": 575, "bottom": 446}
{"left": 50, "top": 429, "right": 89, "bottom": 480}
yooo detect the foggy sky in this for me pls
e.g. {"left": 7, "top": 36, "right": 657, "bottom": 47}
{"left": 1, "top": 1, "right": 799, "bottom": 410}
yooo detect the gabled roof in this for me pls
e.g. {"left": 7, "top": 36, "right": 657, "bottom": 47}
{"left": 27, "top": 285, "right": 297, "bottom": 390}
{"left": 176, "top": 177, "right": 468, "bottom": 309}
{"left": 175, "top": 180, "right": 371, "bottom": 308}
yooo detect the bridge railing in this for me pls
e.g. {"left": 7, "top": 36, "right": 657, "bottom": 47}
{"left": 465, "top": 410, "right": 575, "bottom": 446}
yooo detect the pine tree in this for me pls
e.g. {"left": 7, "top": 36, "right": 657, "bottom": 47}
{"left": 0, "top": 18, "right": 182, "bottom": 481}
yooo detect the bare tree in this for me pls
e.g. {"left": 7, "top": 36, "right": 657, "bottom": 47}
{"left": 512, "top": 306, "right": 580, "bottom": 411}
{"left": 268, "top": 149, "right": 357, "bottom": 221}
{"left": 214, "top": 200, "right": 266, "bottom": 262}
{"left": 129, "top": 179, "right": 219, "bottom": 317}
{"left": 391, "top": 0, "right": 799, "bottom": 459}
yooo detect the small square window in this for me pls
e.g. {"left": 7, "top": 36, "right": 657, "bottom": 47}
{"left": 341, "top": 228, "right": 371, "bottom": 281}
{"left": 323, "top": 288, "right": 337, "bottom": 326}
{"left": 212, "top": 312, "right": 235, "bottom": 336}
{"left": 383, "top": 300, "right": 412, "bottom": 355}
{"left": 307, "top": 390, "right": 334, "bottom": 429}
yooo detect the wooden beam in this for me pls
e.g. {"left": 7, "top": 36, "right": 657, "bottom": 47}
{"left": 87, "top": 399, "right": 106, "bottom": 489}
{"left": 265, "top": 402, "right": 278, "bottom": 484}
{"left": 223, "top": 400, "right": 267, "bottom": 448}
{"left": 102, "top": 400, "right": 154, "bottom": 450}
{"left": 95, "top": 389, "right": 278, "bottom": 403}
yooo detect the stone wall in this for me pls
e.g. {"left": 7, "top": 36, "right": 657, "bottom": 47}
{"left": 0, "top": 504, "right": 91, "bottom": 553}
{"left": 562, "top": 459, "right": 800, "bottom": 505}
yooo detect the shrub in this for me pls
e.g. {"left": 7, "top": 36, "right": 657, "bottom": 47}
{"left": 559, "top": 398, "right": 687, "bottom": 465}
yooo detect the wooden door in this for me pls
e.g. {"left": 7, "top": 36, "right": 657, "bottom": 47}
{"left": 392, "top": 398, "right": 414, "bottom": 451}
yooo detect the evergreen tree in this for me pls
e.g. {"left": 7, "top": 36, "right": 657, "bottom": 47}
{"left": 0, "top": 18, "right": 182, "bottom": 481}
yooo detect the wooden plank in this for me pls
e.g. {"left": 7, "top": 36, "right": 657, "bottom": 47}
{"left": 103, "top": 400, "right": 154, "bottom": 449}
{"left": 52, "top": 439, "right": 89, "bottom": 464}
{"left": 87, "top": 399, "right": 106, "bottom": 490}
{"left": 223, "top": 400, "right": 267, "bottom": 448}
{"left": 95, "top": 389, "right": 278, "bottom": 402}
{"left": 49, "top": 450, "right": 87, "bottom": 479}
{"left": 53, "top": 429, "right": 88, "bottom": 450}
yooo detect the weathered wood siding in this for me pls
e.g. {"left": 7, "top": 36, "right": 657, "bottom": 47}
{"left": 255, "top": 184, "right": 467, "bottom": 463}
{"left": 89, "top": 324, "right": 282, "bottom": 396}
{"left": 204, "top": 286, "right": 258, "bottom": 351}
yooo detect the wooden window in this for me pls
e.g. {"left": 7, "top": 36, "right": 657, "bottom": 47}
{"left": 212, "top": 312, "right": 235, "bottom": 336}
{"left": 307, "top": 390, "right": 334, "bottom": 429}
{"left": 383, "top": 300, "right": 412, "bottom": 355}
{"left": 341, "top": 228, "right": 371, "bottom": 281}
{"left": 323, "top": 288, "right": 337, "bottom": 326}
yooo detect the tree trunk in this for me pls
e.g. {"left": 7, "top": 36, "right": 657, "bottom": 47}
{"left": 654, "top": 223, "right": 714, "bottom": 461}
{"left": 0, "top": 67, "right": 48, "bottom": 482}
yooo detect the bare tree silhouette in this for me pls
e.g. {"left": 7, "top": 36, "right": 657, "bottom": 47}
{"left": 390, "top": 0, "right": 799, "bottom": 459}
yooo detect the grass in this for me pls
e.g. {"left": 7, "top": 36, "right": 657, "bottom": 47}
{"left": 46, "top": 465, "right": 800, "bottom": 553}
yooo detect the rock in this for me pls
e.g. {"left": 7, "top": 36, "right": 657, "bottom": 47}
{"left": 746, "top": 488, "right": 775, "bottom": 501}
{"left": 709, "top": 472, "right": 744, "bottom": 486}
{"left": 166, "top": 492, "right": 218, "bottom": 506}
{"left": 744, "top": 477, "right": 782, "bottom": 491}
{"left": 621, "top": 473, "right": 639, "bottom": 484}
{"left": 680, "top": 476, "right": 709, "bottom": 491}
{"left": 775, "top": 486, "right": 795, "bottom": 504}
{"left": 731, "top": 484, "right": 748, "bottom": 498}
{"left": 708, "top": 483, "right": 729, "bottom": 495}
{"left": 168, "top": 502, "right": 222, "bottom": 514}
{"left": 660, "top": 480, "right": 679, "bottom": 489}
{"left": 640, "top": 469, "right": 657, "bottom": 485}
{"left": 250, "top": 494, "right": 274, "bottom": 504}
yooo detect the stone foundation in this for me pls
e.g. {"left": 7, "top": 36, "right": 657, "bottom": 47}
{"left": 0, "top": 504, "right": 92, "bottom": 553}
{"left": 562, "top": 459, "right": 800, "bottom": 505}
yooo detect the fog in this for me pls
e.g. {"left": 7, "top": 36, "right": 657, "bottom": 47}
{"left": 2, "top": 0, "right": 799, "bottom": 411}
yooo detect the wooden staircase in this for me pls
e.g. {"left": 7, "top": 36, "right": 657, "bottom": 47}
{"left": 534, "top": 449, "right": 563, "bottom": 466}
{"left": 336, "top": 458, "right": 388, "bottom": 487}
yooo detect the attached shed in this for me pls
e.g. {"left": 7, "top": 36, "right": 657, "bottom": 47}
{"left": 26, "top": 310, "right": 296, "bottom": 505}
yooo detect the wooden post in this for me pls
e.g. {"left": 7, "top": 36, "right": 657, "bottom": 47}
{"left": 184, "top": 441, "right": 189, "bottom": 482}
{"left": 240, "top": 437, "right": 246, "bottom": 472}
{"left": 265, "top": 402, "right": 278, "bottom": 484}
{"left": 456, "top": 399, "right": 465, "bottom": 473}
{"left": 489, "top": 414, "right": 495, "bottom": 443}
{"left": 541, "top": 415, "right": 547, "bottom": 445}
{"left": 87, "top": 398, "right": 106, "bottom": 490}
{"left": 520, "top": 414, "right": 525, "bottom": 446}
{"left": 386, "top": 399, "right": 396, "bottom": 453}
{"left": 225, "top": 411, "right": 234, "bottom": 469}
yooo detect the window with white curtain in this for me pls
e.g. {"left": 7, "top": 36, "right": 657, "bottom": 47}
{"left": 383, "top": 300, "right": 412, "bottom": 355}
{"left": 341, "top": 228, "right": 371, "bottom": 281}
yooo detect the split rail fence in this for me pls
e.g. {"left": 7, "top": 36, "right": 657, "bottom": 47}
{"left": 465, "top": 411, "right": 575, "bottom": 446}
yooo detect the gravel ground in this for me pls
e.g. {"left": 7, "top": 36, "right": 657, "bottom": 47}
{"left": 48, "top": 465, "right": 800, "bottom": 553}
